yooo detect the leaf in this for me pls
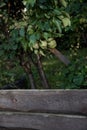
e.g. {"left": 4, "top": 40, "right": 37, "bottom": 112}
{"left": 53, "top": 9, "right": 62, "bottom": 16}
{"left": 43, "top": 32, "right": 51, "bottom": 40}
{"left": 11, "top": 44, "right": 18, "bottom": 50}
{"left": 39, "top": 50, "right": 45, "bottom": 56}
{"left": 62, "top": 11, "right": 70, "bottom": 19}
{"left": 53, "top": 18, "right": 62, "bottom": 33}
{"left": 27, "top": 0, "right": 36, "bottom": 7}
{"left": 44, "top": 14, "right": 50, "bottom": 19}
{"left": 60, "top": 0, "right": 67, "bottom": 8}
{"left": 62, "top": 18, "right": 71, "bottom": 27}
{"left": 29, "top": 34, "right": 37, "bottom": 44}
{"left": 73, "top": 75, "right": 84, "bottom": 86}
{"left": 19, "top": 28, "right": 25, "bottom": 37}
{"left": 0, "top": 2, "right": 6, "bottom": 8}
{"left": 21, "top": 38, "right": 28, "bottom": 51}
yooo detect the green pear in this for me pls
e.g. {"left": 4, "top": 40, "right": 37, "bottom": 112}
{"left": 33, "top": 42, "right": 39, "bottom": 49}
{"left": 34, "top": 49, "right": 39, "bottom": 55}
{"left": 40, "top": 40, "right": 47, "bottom": 49}
{"left": 47, "top": 38, "right": 54, "bottom": 42}
{"left": 48, "top": 40, "right": 57, "bottom": 48}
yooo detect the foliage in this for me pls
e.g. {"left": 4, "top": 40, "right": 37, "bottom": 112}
{"left": 0, "top": 0, "right": 71, "bottom": 89}
{"left": 59, "top": 58, "right": 87, "bottom": 89}
{"left": 57, "top": 0, "right": 87, "bottom": 50}
{"left": 0, "top": 48, "right": 87, "bottom": 89}
{"left": 0, "top": 58, "right": 24, "bottom": 87}
{"left": 32, "top": 49, "right": 87, "bottom": 89}
{"left": 0, "top": 0, "right": 71, "bottom": 54}
{"left": 0, "top": 0, "right": 87, "bottom": 89}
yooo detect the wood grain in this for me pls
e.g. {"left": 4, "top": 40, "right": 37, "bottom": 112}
{"left": 0, "top": 90, "right": 87, "bottom": 130}
{"left": 0, "top": 112, "right": 87, "bottom": 130}
{"left": 0, "top": 90, "right": 87, "bottom": 114}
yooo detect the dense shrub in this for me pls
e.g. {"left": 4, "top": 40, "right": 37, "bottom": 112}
{"left": 58, "top": 57, "right": 87, "bottom": 89}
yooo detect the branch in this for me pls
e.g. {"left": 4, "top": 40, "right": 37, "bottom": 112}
{"left": 49, "top": 48, "right": 70, "bottom": 66}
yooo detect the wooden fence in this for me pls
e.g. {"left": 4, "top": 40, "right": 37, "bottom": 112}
{"left": 0, "top": 90, "right": 87, "bottom": 130}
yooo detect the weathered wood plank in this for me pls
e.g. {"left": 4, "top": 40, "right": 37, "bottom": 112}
{"left": 0, "top": 128, "right": 34, "bottom": 130}
{"left": 0, "top": 112, "right": 87, "bottom": 130}
{"left": 0, "top": 128, "right": 33, "bottom": 130}
{"left": 0, "top": 90, "right": 87, "bottom": 114}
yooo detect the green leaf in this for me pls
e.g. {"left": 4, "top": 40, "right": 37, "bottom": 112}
{"left": 21, "top": 38, "right": 28, "bottom": 51}
{"left": 73, "top": 75, "right": 84, "bottom": 86}
{"left": 19, "top": 28, "right": 25, "bottom": 37}
{"left": 43, "top": 32, "right": 51, "bottom": 40}
{"left": 62, "top": 11, "right": 70, "bottom": 19}
{"left": 0, "top": 2, "right": 6, "bottom": 8}
{"left": 27, "top": 0, "right": 36, "bottom": 7}
{"left": 29, "top": 34, "right": 37, "bottom": 44}
{"left": 53, "top": 18, "right": 62, "bottom": 33}
{"left": 62, "top": 18, "right": 71, "bottom": 27}
{"left": 53, "top": 9, "right": 62, "bottom": 16}
{"left": 60, "top": 0, "right": 67, "bottom": 8}
{"left": 39, "top": 50, "right": 45, "bottom": 56}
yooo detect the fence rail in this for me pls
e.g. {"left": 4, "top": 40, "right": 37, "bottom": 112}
{"left": 0, "top": 90, "right": 87, "bottom": 130}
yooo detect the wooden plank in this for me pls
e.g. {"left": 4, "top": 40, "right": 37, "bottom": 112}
{"left": 0, "top": 128, "right": 33, "bottom": 130}
{"left": 0, "top": 90, "right": 87, "bottom": 114}
{"left": 0, "top": 128, "right": 35, "bottom": 130}
{"left": 0, "top": 112, "right": 87, "bottom": 130}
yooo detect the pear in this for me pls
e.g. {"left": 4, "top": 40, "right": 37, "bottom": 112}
{"left": 47, "top": 38, "right": 54, "bottom": 42}
{"left": 47, "top": 39, "right": 57, "bottom": 48}
{"left": 40, "top": 40, "right": 47, "bottom": 49}
{"left": 33, "top": 42, "right": 39, "bottom": 49}
{"left": 34, "top": 49, "right": 39, "bottom": 55}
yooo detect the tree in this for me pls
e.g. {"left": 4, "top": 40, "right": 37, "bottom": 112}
{"left": 0, "top": 0, "right": 71, "bottom": 89}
